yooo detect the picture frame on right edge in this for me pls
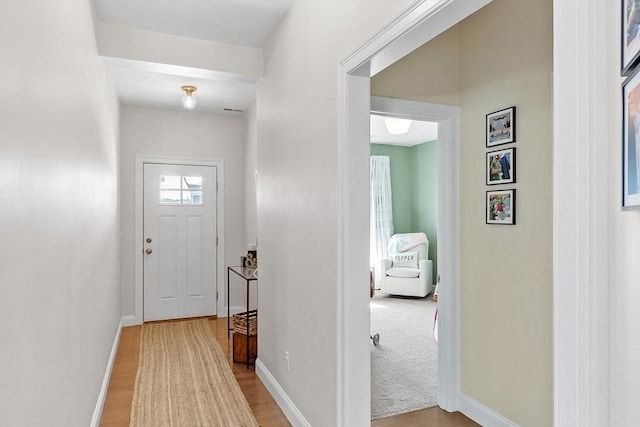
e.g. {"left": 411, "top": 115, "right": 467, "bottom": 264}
{"left": 486, "top": 147, "right": 515, "bottom": 185}
{"left": 622, "top": 0, "right": 640, "bottom": 75}
{"left": 622, "top": 67, "right": 640, "bottom": 207}
{"left": 486, "top": 106, "right": 516, "bottom": 147}
{"left": 486, "top": 189, "right": 516, "bottom": 225}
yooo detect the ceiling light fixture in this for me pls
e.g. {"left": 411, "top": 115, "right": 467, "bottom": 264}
{"left": 384, "top": 117, "right": 412, "bottom": 135}
{"left": 181, "top": 85, "right": 197, "bottom": 110}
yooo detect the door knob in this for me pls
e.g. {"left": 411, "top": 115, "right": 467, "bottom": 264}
{"left": 145, "top": 248, "right": 152, "bottom": 254}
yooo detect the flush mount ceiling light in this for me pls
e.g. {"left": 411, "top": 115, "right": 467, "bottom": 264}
{"left": 384, "top": 117, "right": 412, "bottom": 135}
{"left": 181, "top": 85, "right": 197, "bottom": 110}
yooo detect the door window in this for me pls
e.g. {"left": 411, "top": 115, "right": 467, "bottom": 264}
{"left": 159, "top": 175, "right": 203, "bottom": 205}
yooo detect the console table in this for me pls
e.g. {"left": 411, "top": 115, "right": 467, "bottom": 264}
{"left": 227, "top": 266, "right": 258, "bottom": 368}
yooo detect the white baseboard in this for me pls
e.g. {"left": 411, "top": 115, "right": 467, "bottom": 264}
{"left": 90, "top": 316, "right": 125, "bottom": 427}
{"left": 121, "top": 314, "right": 137, "bottom": 327}
{"left": 459, "top": 394, "right": 518, "bottom": 427}
{"left": 255, "top": 359, "right": 311, "bottom": 427}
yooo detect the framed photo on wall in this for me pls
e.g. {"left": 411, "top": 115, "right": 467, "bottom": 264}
{"left": 623, "top": 68, "right": 640, "bottom": 207}
{"left": 486, "top": 106, "right": 516, "bottom": 147}
{"left": 486, "top": 147, "right": 515, "bottom": 185}
{"left": 623, "top": 0, "right": 640, "bottom": 75}
{"left": 486, "top": 189, "right": 516, "bottom": 225}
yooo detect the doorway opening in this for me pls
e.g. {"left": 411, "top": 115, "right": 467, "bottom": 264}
{"left": 367, "top": 97, "right": 457, "bottom": 420}
{"left": 337, "top": 0, "right": 605, "bottom": 425}
{"left": 336, "top": 0, "right": 480, "bottom": 413}
{"left": 369, "top": 109, "right": 440, "bottom": 419}
{"left": 133, "top": 156, "right": 225, "bottom": 325}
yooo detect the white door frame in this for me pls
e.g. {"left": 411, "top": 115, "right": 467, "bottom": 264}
{"left": 371, "top": 95, "right": 460, "bottom": 410}
{"left": 134, "top": 155, "right": 225, "bottom": 325}
{"left": 338, "top": 0, "right": 608, "bottom": 426}
{"left": 337, "top": 2, "right": 489, "bottom": 423}
{"left": 552, "top": 2, "right": 609, "bottom": 426}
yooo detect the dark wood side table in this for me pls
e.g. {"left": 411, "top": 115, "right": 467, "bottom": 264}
{"left": 227, "top": 266, "right": 258, "bottom": 368}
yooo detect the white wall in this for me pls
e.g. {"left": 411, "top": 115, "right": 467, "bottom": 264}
{"left": 118, "top": 106, "right": 246, "bottom": 316}
{"left": 608, "top": 2, "right": 640, "bottom": 425}
{"left": 243, "top": 102, "right": 258, "bottom": 248}
{"left": 256, "top": 1, "right": 410, "bottom": 425}
{"left": 0, "top": 2, "right": 121, "bottom": 426}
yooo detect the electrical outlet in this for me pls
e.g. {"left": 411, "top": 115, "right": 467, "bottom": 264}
{"left": 284, "top": 351, "right": 290, "bottom": 372}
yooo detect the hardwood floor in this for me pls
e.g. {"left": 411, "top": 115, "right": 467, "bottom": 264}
{"left": 372, "top": 408, "right": 479, "bottom": 427}
{"left": 99, "top": 317, "right": 476, "bottom": 426}
{"left": 99, "top": 326, "right": 141, "bottom": 426}
{"left": 99, "top": 317, "right": 290, "bottom": 427}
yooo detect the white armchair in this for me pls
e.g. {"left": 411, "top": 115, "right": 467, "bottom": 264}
{"left": 379, "top": 233, "right": 434, "bottom": 297}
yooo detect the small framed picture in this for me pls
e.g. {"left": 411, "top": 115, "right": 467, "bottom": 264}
{"left": 623, "top": 67, "right": 640, "bottom": 207}
{"left": 486, "top": 189, "right": 516, "bottom": 225}
{"left": 486, "top": 106, "right": 516, "bottom": 147}
{"left": 622, "top": 0, "right": 640, "bottom": 75}
{"left": 486, "top": 147, "right": 515, "bottom": 185}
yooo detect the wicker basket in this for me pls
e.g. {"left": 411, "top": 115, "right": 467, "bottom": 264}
{"left": 232, "top": 310, "right": 257, "bottom": 336}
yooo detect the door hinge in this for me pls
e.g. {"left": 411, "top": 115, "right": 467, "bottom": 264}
{"left": 216, "top": 236, "right": 219, "bottom": 246}
{"left": 437, "top": 274, "right": 441, "bottom": 284}
{"left": 216, "top": 181, "right": 219, "bottom": 191}
{"left": 216, "top": 291, "right": 219, "bottom": 301}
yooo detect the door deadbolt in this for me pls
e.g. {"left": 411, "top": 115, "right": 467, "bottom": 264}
{"left": 145, "top": 248, "right": 152, "bottom": 254}
{"left": 146, "top": 238, "right": 152, "bottom": 243}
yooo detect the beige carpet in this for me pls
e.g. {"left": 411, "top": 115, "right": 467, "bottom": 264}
{"left": 370, "top": 294, "right": 438, "bottom": 419}
{"left": 130, "top": 318, "right": 258, "bottom": 427}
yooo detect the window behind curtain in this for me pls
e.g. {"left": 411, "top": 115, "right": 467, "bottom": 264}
{"left": 370, "top": 155, "right": 394, "bottom": 268}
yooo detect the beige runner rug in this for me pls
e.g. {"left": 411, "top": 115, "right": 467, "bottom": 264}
{"left": 130, "top": 318, "right": 258, "bottom": 427}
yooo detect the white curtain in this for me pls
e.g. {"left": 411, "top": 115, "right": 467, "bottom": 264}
{"left": 370, "top": 155, "right": 394, "bottom": 268}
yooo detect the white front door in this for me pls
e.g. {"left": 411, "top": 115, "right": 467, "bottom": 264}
{"left": 143, "top": 163, "right": 217, "bottom": 321}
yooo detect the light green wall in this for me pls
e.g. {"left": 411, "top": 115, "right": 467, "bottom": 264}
{"left": 371, "top": 142, "right": 438, "bottom": 283}
{"left": 410, "top": 142, "right": 438, "bottom": 280}
{"left": 371, "top": 1, "right": 553, "bottom": 425}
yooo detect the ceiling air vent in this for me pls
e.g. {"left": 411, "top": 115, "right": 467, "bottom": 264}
{"left": 223, "top": 108, "right": 244, "bottom": 113}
